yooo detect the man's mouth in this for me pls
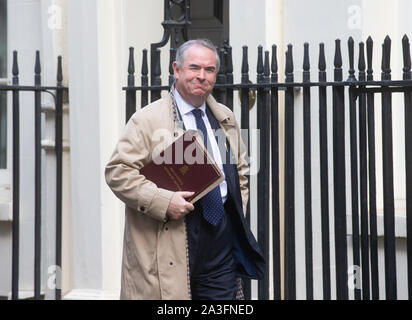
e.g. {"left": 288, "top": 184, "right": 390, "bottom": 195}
{"left": 193, "top": 83, "right": 207, "bottom": 90}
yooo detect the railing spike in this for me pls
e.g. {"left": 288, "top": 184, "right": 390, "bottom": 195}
{"left": 303, "top": 43, "right": 310, "bottom": 82}
{"left": 154, "top": 49, "right": 161, "bottom": 76}
{"left": 128, "top": 47, "right": 135, "bottom": 75}
{"left": 303, "top": 42, "right": 310, "bottom": 71}
{"left": 318, "top": 43, "right": 326, "bottom": 82}
{"left": 225, "top": 45, "right": 234, "bottom": 110}
{"left": 257, "top": 45, "right": 264, "bottom": 84}
{"left": 142, "top": 49, "right": 148, "bottom": 76}
{"left": 366, "top": 36, "right": 374, "bottom": 81}
{"left": 241, "top": 46, "right": 249, "bottom": 83}
{"left": 153, "top": 48, "right": 161, "bottom": 85}
{"left": 358, "top": 42, "right": 366, "bottom": 71}
{"left": 127, "top": 47, "right": 135, "bottom": 89}
{"left": 334, "top": 39, "right": 343, "bottom": 81}
{"left": 169, "top": 48, "right": 176, "bottom": 86}
{"left": 402, "top": 34, "right": 411, "bottom": 79}
{"left": 383, "top": 36, "right": 391, "bottom": 76}
{"left": 358, "top": 42, "right": 366, "bottom": 81}
{"left": 226, "top": 45, "right": 233, "bottom": 74}
{"left": 264, "top": 50, "right": 270, "bottom": 78}
{"left": 285, "top": 44, "right": 294, "bottom": 82}
{"left": 286, "top": 44, "right": 293, "bottom": 73}
{"left": 12, "top": 51, "right": 19, "bottom": 83}
{"left": 271, "top": 44, "right": 278, "bottom": 83}
{"left": 381, "top": 36, "right": 391, "bottom": 80}
{"left": 141, "top": 49, "right": 149, "bottom": 106}
{"left": 271, "top": 44, "right": 278, "bottom": 74}
{"left": 34, "top": 51, "right": 41, "bottom": 86}
{"left": 35, "top": 51, "right": 41, "bottom": 76}
{"left": 318, "top": 43, "right": 326, "bottom": 72}
{"left": 219, "top": 48, "right": 226, "bottom": 75}
{"left": 169, "top": 48, "right": 176, "bottom": 74}
{"left": 257, "top": 45, "right": 264, "bottom": 77}
{"left": 242, "top": 45, "right": 249, "bottom": 75}
{"left": 57, "top": 56, "right": 63, "bottom": 85}
{"left": 348, "top": 37, "right": 356, "bottom": 80}
{"left": 334, "top": 39, "right": 342, "bottom": 68}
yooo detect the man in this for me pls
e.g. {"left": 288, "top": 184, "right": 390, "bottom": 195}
{"left": 105, "top": 39, "right": 264, "bottom": 300}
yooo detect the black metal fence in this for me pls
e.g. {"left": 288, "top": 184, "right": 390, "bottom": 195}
{"left": 123, "top": 34, "right": 412, "bottom": 300}
{"left": 0, "top": 51, "right": 67, "bottom": 300}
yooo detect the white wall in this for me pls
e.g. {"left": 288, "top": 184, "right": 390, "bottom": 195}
{"left": 57, "top": 0, "right": 412, "bottom": 300}
{"left": 359, "top": 0, "right": 411, "bottom": 299}
{"left": 273, "top": 0, "right": 409, "bottom": 300}
{"left": 122, "top": 0, "right": 170, "bottom": 110}
{"left": 64, "top": 0, "right": 167, "bottom": 299}
{"left": 66, "top": 0, "right": 113, "bottom": 299}
{"left": 2, "top": 0, "right": 410, "bottom": 301}
{"left": 229, "top": 0, "right": 284, "bottom": 300}
{"left": 0, "top": 0, "right": 71, "bottom": 299}
{"left": 0, "top": 0, "right": 45, "bottom": 298}
{"left": 231, "top": 0, "right": 411, "bottom": 300}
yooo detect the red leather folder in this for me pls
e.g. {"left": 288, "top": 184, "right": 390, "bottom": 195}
{"left": 140, "top": 130, "right": 224, "bottom": 203}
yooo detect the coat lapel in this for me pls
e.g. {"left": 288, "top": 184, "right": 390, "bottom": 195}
{"left": 205, "top": 98, "right": 265, "bottom": 280}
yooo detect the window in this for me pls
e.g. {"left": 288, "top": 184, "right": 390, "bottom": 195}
{"left": 0, "top": 0, "right": 7, "bottom": 169}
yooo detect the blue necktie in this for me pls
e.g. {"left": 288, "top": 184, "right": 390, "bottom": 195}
{"left": 191, "top": 108, "right": 225, "bottom": 226}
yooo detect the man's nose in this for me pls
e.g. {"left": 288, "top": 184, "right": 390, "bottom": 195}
{"left": 197, "top": 68, "right": 206, "bottom": 80}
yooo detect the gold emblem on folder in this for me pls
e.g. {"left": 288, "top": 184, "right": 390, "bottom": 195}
{"left": 179, "top": 165, "right": 189, "bottom": 176}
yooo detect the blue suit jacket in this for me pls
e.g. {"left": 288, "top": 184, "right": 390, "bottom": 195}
{"left": 205, "top": 106, "right": 265, "bottom": 280}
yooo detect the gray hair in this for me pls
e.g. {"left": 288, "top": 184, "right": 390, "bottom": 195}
{"left": 175, "top": 39, "right": 220, "bottom": 71}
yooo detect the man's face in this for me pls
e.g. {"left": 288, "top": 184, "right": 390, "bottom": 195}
{"left": 173, "top": 45, "right": 217, "bottom": 107}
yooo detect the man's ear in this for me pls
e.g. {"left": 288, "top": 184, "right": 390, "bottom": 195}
{"left": 172, "top": 61, "right": 179, "bottom": 80}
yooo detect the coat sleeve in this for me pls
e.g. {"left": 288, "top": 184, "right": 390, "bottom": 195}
{"left": 234, "top": 121, "right": 249, "bottom": 217}
{"left": 105, "top": 113, "right": 174, "bottom": 222}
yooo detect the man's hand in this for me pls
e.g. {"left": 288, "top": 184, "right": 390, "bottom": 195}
{"left": 166, "top": 191, "right": 195, "bottom": 221}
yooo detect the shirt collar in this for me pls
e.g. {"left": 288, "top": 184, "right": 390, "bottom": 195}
{"left": 174, "top": 88, "right": 206, "bottom": 117}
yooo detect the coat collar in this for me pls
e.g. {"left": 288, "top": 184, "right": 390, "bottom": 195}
{"left": 167, "top": 87, "right": 236, "bottom": 133}
{"left": 205, "top": 95, "right": 236, "bottom": 127}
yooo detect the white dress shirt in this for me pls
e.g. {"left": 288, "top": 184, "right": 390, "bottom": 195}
{"left": 174, "top": 89, "right": 227, "bottom": 203}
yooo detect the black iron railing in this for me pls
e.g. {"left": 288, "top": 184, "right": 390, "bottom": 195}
{"left": 123, "top": 34, "right": 412, "bottom": 300}
{"left": 0, "top": 51, "right": 67, "bottom": 300}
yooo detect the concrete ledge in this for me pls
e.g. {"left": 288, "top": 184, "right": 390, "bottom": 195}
{"left": 41, "top": 139, "right": 71, "bottom": 152}
{"left": 64, "top": 289, "right": 120, "bottom": 300}
{"left": 346, "top": 212, "right": 407, "bottom": 238}
{"left": 5, "top": 291, "right": 45, "bottom": 300}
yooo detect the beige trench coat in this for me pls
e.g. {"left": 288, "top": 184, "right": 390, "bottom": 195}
{"left": 105, "top": 93, "right": 249, "bottom": 299}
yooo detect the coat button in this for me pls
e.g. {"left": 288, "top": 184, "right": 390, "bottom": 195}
{"left": 165, "top": 227, "right": 169, "bottom": 231}
{"left": 174, "top": 132, "right": 178, "bottom": 137}
{"left": 140, "top": 206, "right": 145, "bottom": 212}
{"left": 170, "top": 262, "right": 173, "bottom": 266}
